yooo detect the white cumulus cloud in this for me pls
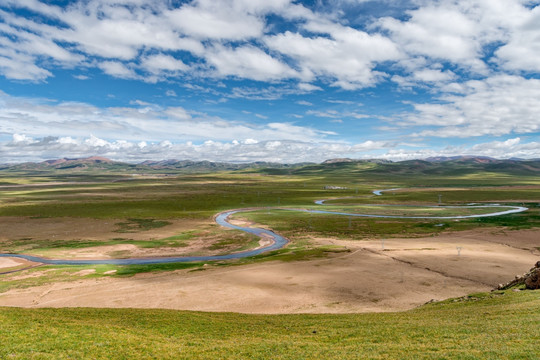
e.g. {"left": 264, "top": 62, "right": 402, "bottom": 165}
{"left": 404, "top": 75, "right": 540, "bottom": 137}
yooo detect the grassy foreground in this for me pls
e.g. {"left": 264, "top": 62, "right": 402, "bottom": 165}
{"left": 0, "top": 290, "right": 538, "bottom": 359}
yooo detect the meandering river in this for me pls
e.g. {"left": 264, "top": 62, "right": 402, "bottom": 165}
{"left": 0, "top": 191, "right": 528, "bottom": 265}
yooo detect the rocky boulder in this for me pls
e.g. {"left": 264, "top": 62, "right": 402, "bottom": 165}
{"left": 524, "top": 261, "right": 540, "bottom": 289}
{"left": 498, "top": 261, "right": 540, "bottom": 290}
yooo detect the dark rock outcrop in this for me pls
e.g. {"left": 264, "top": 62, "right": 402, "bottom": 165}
{"left": 498, "top": 261, "right": 540, "bottom": 290}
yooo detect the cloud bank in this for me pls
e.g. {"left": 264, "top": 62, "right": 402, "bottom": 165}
{"left": 0, "top": 0, "right": 539, "bottom": 163}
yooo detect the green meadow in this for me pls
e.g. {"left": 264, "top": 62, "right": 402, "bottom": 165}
{"left": 0, "top": 290, "right": 538, "bottom": 359}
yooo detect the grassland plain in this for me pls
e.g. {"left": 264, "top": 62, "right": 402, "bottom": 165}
{"left": 0, "top": 161, "right": 539, "bottom": 280}
{"left": 0, "top": 290, "right": 539, "bottom": 359}
{"left": 1, "top": 160, "right": 539, "bottom": 358}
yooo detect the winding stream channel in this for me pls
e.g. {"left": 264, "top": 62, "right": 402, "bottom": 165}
{"left": 0, "top": 189, "right": 529, "bottom": 266}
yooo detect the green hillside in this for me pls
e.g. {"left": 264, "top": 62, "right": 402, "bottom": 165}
{"left": 0, "top": 290, "right": 538, "bottom": 359}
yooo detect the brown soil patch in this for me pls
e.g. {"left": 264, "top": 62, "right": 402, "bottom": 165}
{"left": 1, "top": 228, "right": 537, "bottom": 314}
{"left": 0, "top": 216, "right": 245, "bottom": 258}
{"left": 8, "top": 269, "right": 56, "bottom": 281}
{"left": 43, "top": 233, "right": 259, "bottom": 260}
{"left": 72, "top": 269, "right": 96, "bottom": 276}
{"left": 226, "top": 218, "right": 255, "bottom": 227}
{"left": 449, "top": 228, "right": 540, "bottom": 252}
{"left": 0, "top": 217, "right": 209, "bottom": 243}
{"left": 0, "top": 216, "right": 261, "bottom": 259}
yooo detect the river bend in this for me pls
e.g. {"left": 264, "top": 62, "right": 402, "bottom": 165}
{"left": 0, "top": 193, "right": 528, "bottom": 265}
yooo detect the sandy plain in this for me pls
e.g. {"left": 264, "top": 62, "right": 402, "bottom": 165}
{"left": 0, "top": 228, "right": 537, "bottom": 314}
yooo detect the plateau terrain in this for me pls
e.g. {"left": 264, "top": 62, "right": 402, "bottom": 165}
{"left": 1, "top": 157, "right": 539, "bottom": 358}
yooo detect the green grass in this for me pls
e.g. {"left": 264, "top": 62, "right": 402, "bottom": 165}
{"left": 0, "top": 170, "right": 538, "bottom": 221}
{"left": 375, "top": 189, "right": 540, "bottom": 204}
{"left": 1, "top": 229, "right": 264, "bottom": 259}
{"left": 0, "top": 290, "right": 538, "bottom": 359}
{"left": 0, "top": 229, "right": 199, "bottom": 254}
{"left": 233, "top": 204, "right": 540, "bottom": 240}
{"left": 206, "top": 233, "right": 260, "bottom": 252}
{"left": 0, "top": 237, "right": 191, "bottom": 255}
{"left": 306, "top": 203, "right": 515, "bottom": 217}
{"left": 114, "top": 218, "right": 172, "bottom": 233}
{"left": 234, "top": 210, "right": 451, "bottom": 239}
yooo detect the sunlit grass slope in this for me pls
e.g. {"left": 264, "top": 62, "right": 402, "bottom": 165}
{"left": 0, "top": 290, "right": 538, "bottom": 359}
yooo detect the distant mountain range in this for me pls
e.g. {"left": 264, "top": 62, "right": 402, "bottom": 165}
{"left": 284, "top": 156, "right": 540, "bottom": 178}
{"left": 324, "top": 156, "right": 539, "bottom": 164}
{"left": 424, "top": 156, "right": 498, "bottom": 163}
{"left": 1, "top": 156, "right": 539, "bottom": 175}
{"left": 0, "top": 156, "right": 308, "bottom": 173}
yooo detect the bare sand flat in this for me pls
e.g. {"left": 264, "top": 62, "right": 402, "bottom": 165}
{"left": 37, "top": 236, "right": 275, "bottom": 259}
{"left": 0, "top": 257, "right": 40, "bottom": 275}
{"left": 0, "top": 257, "right": 27, "bottom": 270}
{"left": 0, "top": 229, "right": 537, "bottom": 314}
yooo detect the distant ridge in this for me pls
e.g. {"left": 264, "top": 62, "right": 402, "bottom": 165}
{"left": 1, "top": 156, "right": 539, "bottom": 175}
{"left": 322, "top": 158, "right": 354, "bottom": 164}
{"left": 365, "top": 157, "right": 540, "bottom": 176}
{"left": 2, "top": 157, "right": 312, "bottom": 173}
{"left": 138, "top": 159, "right": 308, "bottom": 171}
{"left": 42, "top": 156, "right": 114, "bottom": 166}
{"left": 3, "top": 156, "right": 123, "bottom": 171}
{"left": 424, "top": 156, "right": 498, "bottom": 163}
{"left": 322, "top": 158, "right": 391, "bottom": 164}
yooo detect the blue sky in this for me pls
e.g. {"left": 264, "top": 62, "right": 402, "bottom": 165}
{"left": 0, "top": 0, "right": 539, "bottom": 163}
